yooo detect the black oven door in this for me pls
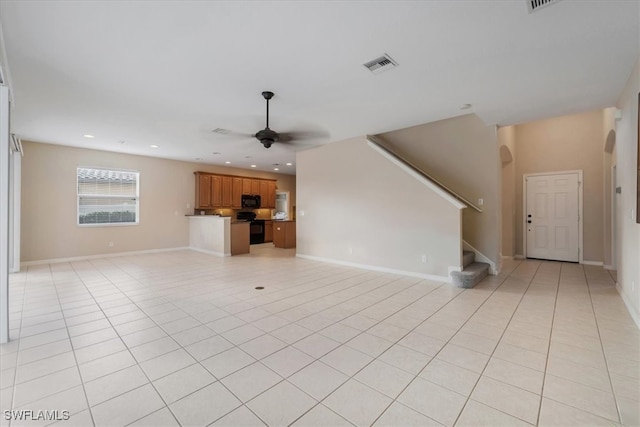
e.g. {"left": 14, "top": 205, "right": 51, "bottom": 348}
{"left": 249, "top": 220, "right": 265, "bottom": 244}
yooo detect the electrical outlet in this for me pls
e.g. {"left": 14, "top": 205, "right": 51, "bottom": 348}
{"left": 478, "top": 198, "right": 484, "bottom": 206}
{"left": 108, "top": 242, "right": 114, "bottom": 247}
{"left": 187, "top": 203, "right": 191, "bottom": 209}
{"left": 421, "top": 254, "right": 427, "bottom": 263}
{"left": 348, "top": 247, "right": 353, "bottom": 255}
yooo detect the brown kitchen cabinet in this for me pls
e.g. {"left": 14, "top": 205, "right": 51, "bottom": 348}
{"left": 232, "top": 177, "right": 243, "bottom": 208}
{"left": 242, "top": 178, "right": 252, "bottom": 195}
{"left": 211, "top": 175, "right": 222, "bottom": 207}
{"left": 259, "top": 180, "right": 269, "bottom": 207}
{"left": 221, "top": 176, "right": 232, "bottom": 207}
{"left": 264, "top": 220, "right": 273, "bottom": 243}
{"left": 273, "top": 221, "right": 295, "bottom": 248}
{"left": 267, "top": 181, "right": 276, "bottom": 208}
{"left": 196, "top": 173, "right": 212, "bottom": 208}
{"left": 251, "top": 179, "right": 260, "bottom": 195}
{"left": 195, "top": 172, "right": 278, "bottom": 210}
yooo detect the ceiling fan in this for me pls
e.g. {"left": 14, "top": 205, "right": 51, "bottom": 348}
{"left": 252, "top": 91, "right": 327, "bottom": 149}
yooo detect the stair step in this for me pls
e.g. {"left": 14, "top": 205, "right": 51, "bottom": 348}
{"left": 462, "top": 251, "right": 475, "bottom": 268}
{"left": 451, "top": 262, "right": 489, "bottom": 289}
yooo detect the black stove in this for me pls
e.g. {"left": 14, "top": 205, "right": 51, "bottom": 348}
{"left": 237, "top": 212, "right": 265, "bottom": 244}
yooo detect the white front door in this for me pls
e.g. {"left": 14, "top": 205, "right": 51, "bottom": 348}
{"left": 526, "top": 173, "right": 579, "bottom": 262}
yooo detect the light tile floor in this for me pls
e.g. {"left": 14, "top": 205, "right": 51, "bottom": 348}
{"left": 1, "top": 247, "right": 639, "bottom": 426}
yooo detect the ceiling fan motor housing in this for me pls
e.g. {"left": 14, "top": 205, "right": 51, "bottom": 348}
{"left": 255, "top": 127, "right": 278, "bottom": 149}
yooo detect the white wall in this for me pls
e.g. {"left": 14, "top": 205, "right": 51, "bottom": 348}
{"left": 20, "top": 141, "right": 296, "bottom": 262}
{"left": 513, "top": 110, "right": 605, "bottom": 263}
{"left": 380, "top": 114, "right": 501, "bottom": 268}
{"left": 296, "top": 136, "right": 462, "bottom": 280}
{"left": 614, "top": 57, "right": 640, "bottom": 324}
{"left": 499, "top": 126, "right": 516, "bottom": 258}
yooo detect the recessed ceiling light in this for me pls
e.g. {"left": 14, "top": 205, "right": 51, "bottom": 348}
{"left": 225, "top": 161, "right": 231, "bottom": 164}
{"left": 195, "top": 157, "right": 202, "bottom": 160}
{"left": 286, "top": 162, "right": 293, "bottom": 166}
{"left": 118, "top": 140, "right": 126, "bottom": 144}
{"left": 245, "top": 155, "right": 252, "bottom": 159}
{"left": 274, "top": 168, "right": 279, "bottom": 171}
{"left": 150, "top": 145, "right": 159, "bottom": 148}
{"left": 460, "top": 103, "right": 472, "bottom": 110}
{"left": 83, "top": 134, "right": 94, "bottom": 138}
{"left": 212, "top": 152, "right": 221, "bottom": 155}
{"left": 251, "top": 165, "right": 257, "bottom": 168}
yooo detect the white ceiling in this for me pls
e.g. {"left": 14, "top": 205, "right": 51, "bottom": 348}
{"left": 1, "top": 1, "right": 638, "bottom": 175}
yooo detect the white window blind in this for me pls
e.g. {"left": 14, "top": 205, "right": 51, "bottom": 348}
{"left": 77, "top": 167, "right": 139, "bottom": 225}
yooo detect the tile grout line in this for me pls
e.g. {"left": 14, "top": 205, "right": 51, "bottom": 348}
{"left": 447, "top": 260, "right": 544, "bottom": 427}
{"left": 6, "top": 265, "right": 28, "bottom": 427}
{"left": 533, "top": 262, "right": 562, "bottom": 426}
{"left": 65, "top": 260, "right": 183, "bottom": 427}
{"left": 81, "top": 256, "right": 282, "bottom": 427}
{"left": 312, "top": 261, "right": 528, "bottom": 427}
{"left": 46, "top": 263, "right": 97, "bottom": 427}
{"left": 581, "top": 265, "right": 623, "bottom": 425}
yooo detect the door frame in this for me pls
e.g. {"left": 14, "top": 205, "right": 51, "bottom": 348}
{"left": 610, "top": 165, "right": 617, "bottom": 269}
{"left": 523, "top": 170, "right": 584, "bottom": 264}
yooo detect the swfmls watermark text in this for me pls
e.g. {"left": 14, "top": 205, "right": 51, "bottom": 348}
{"left": 3, "top": 410, "right": 70, "bottom": 421}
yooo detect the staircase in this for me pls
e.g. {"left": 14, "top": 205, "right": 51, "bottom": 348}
{"left": 451, "top": 251, "right": 489, "bottom": 288}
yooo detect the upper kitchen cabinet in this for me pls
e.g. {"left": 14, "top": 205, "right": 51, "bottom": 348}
{"left": 267, "top": 181, "right": 276, "bottom": 208}
{"left": 259, "top": 180, "right": 269, "bottom": 207}
{"left": 211, "top": 175, "right": 222, "bottom": 207}
{"left": 251, "top": 179, "right": 260, "bottom": 195}
{"left": 196, "top": 173, "right": 212, "bottom": 208}
{"left": 259, "top": 180, "right": 277, "bottom": 209}
{"left": 195, "top": 172, "right": 278, "bottom": 210}
{"left": 221, "top": 176, "right": 232, "bottom": 207}
{"left": 232, "top": 177, "right": 243, "bottom": 208}
{"left": 242, "top": 178, "right": 252, "bottom": 195}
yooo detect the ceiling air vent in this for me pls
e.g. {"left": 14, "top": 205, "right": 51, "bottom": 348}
{"left": 363, "top": 54, "right": 398, "bottom": 75}
{"left": 527, "top": 0, "right": 561, "bottom": 13}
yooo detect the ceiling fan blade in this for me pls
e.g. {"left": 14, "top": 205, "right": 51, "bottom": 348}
{"left": 277, "top": 130, "right": 330, "bottom": 144}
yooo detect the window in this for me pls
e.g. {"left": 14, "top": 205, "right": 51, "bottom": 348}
{"left": 77, "top": 167, "right": 139, "bottom": 225}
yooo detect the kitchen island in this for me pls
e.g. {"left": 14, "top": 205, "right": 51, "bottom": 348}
{"left": 188, "top": 216, "right": 250, "bottom": 256}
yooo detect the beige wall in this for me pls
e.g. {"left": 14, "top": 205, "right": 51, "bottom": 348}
{"left": 603, "top": 107, "right": 617, "bottom": 267}
{"left": 380, "top": 114, "right": 501, "bottom": 266}
{"left": 21, "top": 141, "right": 296, "bottom": 262}
{"left": 513, "top": 110, "right": 605, "bottom": 262}
{"left": 613, "top": 57, "right": 640, "bottom": 323}
{"left": 499, "top": 126, "right": 516, "bottom": 258}
{"left": 296, "top": 137, "right": 462, "bottom": 278}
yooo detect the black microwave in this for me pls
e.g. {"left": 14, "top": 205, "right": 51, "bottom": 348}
{"left": 241, "top": 194, "right": 261, "bottom": 208}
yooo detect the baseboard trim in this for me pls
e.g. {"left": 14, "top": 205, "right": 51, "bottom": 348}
{"left": 20, "top": 247, "right": 191, "bottom": 267}
{"left": 616, "top": 282, "right": 640, "bottom": 330}
{"left": 581, "top": 260, "right": 604, "bottom": 266}
{"left": 188, "top": 247, "right": 230, "bottom": 257}
{"left": 296, "top": 254, "right": 451, "bottom": 283}
{"left": 514, "top": 254, "right": 525, "bottom": 260}
{"left": 603, "top": 264, "right": 616, "bottom": 270}
{"left": 501, "top": 255, "right": 514, "bottom": 260}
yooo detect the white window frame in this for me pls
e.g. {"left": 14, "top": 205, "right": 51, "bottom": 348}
{"left": 77, "top": 167, "right": 140, "bottom": 227}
